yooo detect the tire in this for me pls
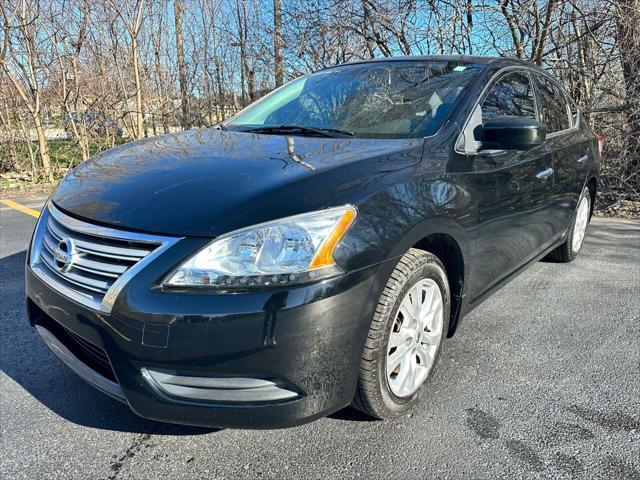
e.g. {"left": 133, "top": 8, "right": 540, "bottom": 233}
{"left": 352, "top": 248, "right": 450, "bottom": 419}
{"left": 548, "top": 187, "right": 591, "bottom": 262}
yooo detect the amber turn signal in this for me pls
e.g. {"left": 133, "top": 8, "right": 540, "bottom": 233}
{"left": 308, "top": 208, "right": 357, "bottom": 270}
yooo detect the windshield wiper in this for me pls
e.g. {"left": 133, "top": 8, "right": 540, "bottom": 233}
{"left": 243, "top": 125, "right": 354, "bottom": 138}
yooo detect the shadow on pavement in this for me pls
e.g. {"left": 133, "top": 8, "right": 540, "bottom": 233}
{"left": 328, "top": 405, "right": 375, "bottom": 422}
{"left": 540, "top": 218, "right": 638, "bottom": 263}
{"left": 0, "top": 250, "right": 216, "bottom": 435}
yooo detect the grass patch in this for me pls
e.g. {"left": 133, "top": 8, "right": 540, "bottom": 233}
{"left": 48, "top": 140, "right": 125, "bottom": 167}
{"left": 1, "top": 139, "right": 127, "bottom": 192}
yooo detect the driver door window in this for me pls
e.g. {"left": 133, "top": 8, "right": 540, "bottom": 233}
{"left": 463, "top": 72, "right": 536, "bottom": 152}
{"left": 481, "top": 72, "right": 536, "bottom": 121}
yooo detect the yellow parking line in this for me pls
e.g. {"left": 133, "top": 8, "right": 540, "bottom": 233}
{"left": 1, "top": 199, "right": 40, "bottom": 218}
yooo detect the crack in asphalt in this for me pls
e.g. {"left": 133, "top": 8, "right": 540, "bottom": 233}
{"left": 106, "top": 427, "right": 159, "bottom": 480}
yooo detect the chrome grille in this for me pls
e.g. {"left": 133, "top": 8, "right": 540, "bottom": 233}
{"left": 41, "top": 212, "right": 153, "bottom": 295}
{"left": 30, "top": 203, "right": 179, "bottom": 312}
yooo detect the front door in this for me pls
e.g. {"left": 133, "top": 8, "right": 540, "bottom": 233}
{"left": 464, "top": 70, "right": 556, "bottom": 300}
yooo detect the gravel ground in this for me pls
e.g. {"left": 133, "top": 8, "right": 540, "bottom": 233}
{"left": 1, "top": 197, "right": 639, "bottom": 480}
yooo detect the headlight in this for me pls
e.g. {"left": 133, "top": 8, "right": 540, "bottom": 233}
{"left": 164, "top": 205, "right": 356, "bottom": 289}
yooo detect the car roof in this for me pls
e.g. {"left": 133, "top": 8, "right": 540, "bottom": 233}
{"left": 323, "top": 55, "right": 545, "bottom": 72}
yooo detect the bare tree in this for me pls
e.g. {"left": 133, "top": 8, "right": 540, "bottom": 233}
{"left": 495, "top": 0, "right": 560, "bottom": 63}
{"left": 149, "top": 0, "right": 171, "bottom": 134}
{"left": 0, "top": 0, "right": 637, "bottom": 208}
{"left": 614, "top": 0, "right": 640, "bottom": 176}
{"left": 106, "top": 0, "right": 145, "bottom": 139}
{"left": 47, "top": 0, "right": 91, "bottom": 162}
{"left": 0, "top": 0, "right": 54, "bottom": 181}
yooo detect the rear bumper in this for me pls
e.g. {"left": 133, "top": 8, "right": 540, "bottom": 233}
{"left": 25, "top": 257, "right": 393, "bottom": 429}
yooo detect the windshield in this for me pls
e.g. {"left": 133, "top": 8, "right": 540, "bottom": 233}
{"left": 226, "top": 61, "right": 484, "bottom": 139}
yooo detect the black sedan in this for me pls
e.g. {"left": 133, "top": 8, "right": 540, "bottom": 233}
{"left": 26, "top": 56, "right": 600, "bottom": 428}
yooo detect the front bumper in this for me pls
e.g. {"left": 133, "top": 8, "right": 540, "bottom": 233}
{"left": 25, "top": 254, "right": 392, "bottom": 429}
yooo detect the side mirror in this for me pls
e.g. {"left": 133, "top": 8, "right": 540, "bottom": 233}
{"left": 475, "top": 116, "right": 546, "bottom": 151}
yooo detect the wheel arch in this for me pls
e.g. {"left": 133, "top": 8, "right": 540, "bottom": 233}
{"left": 412, "top": 232, "right": 466, "bottom": 337}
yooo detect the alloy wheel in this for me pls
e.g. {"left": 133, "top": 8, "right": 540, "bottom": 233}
{"left": 572, "top": 195, "right": 590, "bottom": 252}
{"left": 386, "top": 278, "right": 444, "bottom": 398}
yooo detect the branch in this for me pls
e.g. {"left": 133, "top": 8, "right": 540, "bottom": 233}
{"left": 583, "top": 102, "right": 640, "bottom": 114}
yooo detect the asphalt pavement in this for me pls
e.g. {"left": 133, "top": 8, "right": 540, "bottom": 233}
{"left": 1, "top": 197, "right": 639, "bottom": 480}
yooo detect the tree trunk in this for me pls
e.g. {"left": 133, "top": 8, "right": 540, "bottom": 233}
{"left": 465, "top": 0, "right": 473, "bottom": 55}
{"left": 571, "top": 8, "right": 592, "bottom": 108}
{"left": 239, "top": 0, "right": 254, "bottom": 103}
{"left": 132, "top": 39, "right": 144, "bottom": 139}
{"left": 273, "top": 0, "right": 284, "bottom": 87}
{"left": 149, "top": 5, "right": 169, "bottom": 135}
{"left": 153, "top": 45, "right": 169, "bottom": 134}
{"left": 131, "top": 0, "right": 145, "bottom": 140}
{"left": 531, "top": 0, "right": 558, "bottom": 64}
{"left": 214, "top": 52, "right": 225, "bottom": 120}
{"left": 499, "top": 0, "right": 524, "bottom": 58}
{"left": 17, "top": 115, "right": 37, "bottom": 177}
{"left": 174, "top": 0, "right": 190, "bottom": 130}
{"left": 33, "top": 114, "right": 53, "bottom": 182}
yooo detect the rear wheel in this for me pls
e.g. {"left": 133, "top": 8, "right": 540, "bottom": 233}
{"left": 549, "top": 187, "right": 591, "bottom": 262}
{"left": 353, "top": 248, "right": 450, "bottom": 419}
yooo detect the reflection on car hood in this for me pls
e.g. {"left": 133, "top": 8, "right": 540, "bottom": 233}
{"left": 52, "top": 128, "right": 422, "bottom": 237}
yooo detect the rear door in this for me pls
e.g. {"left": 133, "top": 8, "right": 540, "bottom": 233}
{"left": 463, "top": 69, "right": 556, "bottom": 299}
{"left": 532, "top": 73, "right": 591, "bottom": 235}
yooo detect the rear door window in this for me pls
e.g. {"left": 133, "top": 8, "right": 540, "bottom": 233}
{"left": 534, "top": 75, "right": 571, "bottom": 133}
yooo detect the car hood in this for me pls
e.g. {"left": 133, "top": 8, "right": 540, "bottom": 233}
{"left": 52, "top": 129, "right": 422, "bottom": 237}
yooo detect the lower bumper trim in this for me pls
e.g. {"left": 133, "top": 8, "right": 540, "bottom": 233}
{"left": 141, "top": 368, "right": 300, "bottom": 404}
{"left": 35, "top": 325, "right": 126, "bottom": 403}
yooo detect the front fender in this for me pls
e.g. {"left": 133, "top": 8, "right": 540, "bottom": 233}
{"left": 334, "top": 173, "right": 476, "bottom": 282}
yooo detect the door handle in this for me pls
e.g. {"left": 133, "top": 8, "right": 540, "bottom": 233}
{"left": 536, "top": 167, "right": 553, "bottom": 180}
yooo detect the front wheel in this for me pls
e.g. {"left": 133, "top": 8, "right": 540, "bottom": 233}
{"left": 549, "top": 187, "right": 591, "bottom": 262}
{"left": 352, "top": 248, "right": 450, "bottom": 419}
